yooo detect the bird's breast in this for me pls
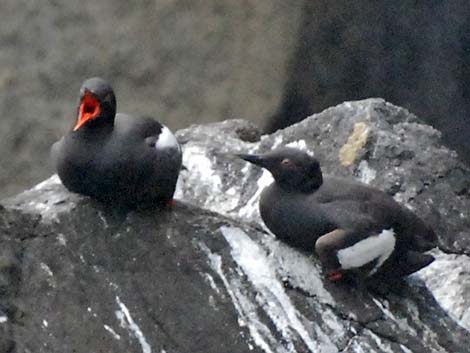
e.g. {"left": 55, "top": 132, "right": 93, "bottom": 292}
{"left": 259, "top": 186, "right": 334, "bottom": 249}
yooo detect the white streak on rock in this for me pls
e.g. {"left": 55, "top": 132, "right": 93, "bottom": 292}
{"left": 418, "top": 249, "right": 470, "bottom": 330}
{"left": 98, "top": 211, "right": 109, "bottom": 229}
{"left": 400, "top": 344, "right": 414, "bottom": 353}
{"left": 31, "top": 174, "right": 62, "bottom": 191}
{"left": 40, "top": 263, "right": 54, "bottom": 277}
{"left": 238, "top": 169, "right": 273, "bottom": 222}
{"left": 220, "top": 226, "right": 337, "bottom": 353}
{"left": 366, "top": 329, "right": 396, "bottom": 353}
{"left": 203, "top": 273, "right": 221, "bottom": 295}
{"left": 57, "top": 233, "right": 67, "bottom": 246}
{"left": 5, "top": 174, "right": 79, "bottom": 223}
{"left": 266, "top": 240, "right": 335, "bottom": 306}
{"left": 183, "top": 146, "right": 221, "bottom": 190}
{"left": 43, "top": 319, "right": 48, "bottom": 328}
{"left": 271, "top": 135, "right": 284, "bottom": 149}
{"left": 286, "top": 140, "right": 310, "bottom": 154}
{"left": 201, "top": 243, "right": 278, "bottom": 353}
{"left": 357, "top": 160, "right": 377, "bottom": 184}
{"left": 175, "top": 145, "right": 225, "bottom": 211}
{"left": 371, "top": 298, "right": 416, "bottom": 335}
{"left": 350, "top": 340, "right": 368, "bottom": 353}
{"left": 115, "top": 296, "right": 152, "bottom": 353}
{"left": 39, "top": 262, "right": 57, "bottom": 288}
{"left": 104, "top": 324, "right": 121, "bottom": 340}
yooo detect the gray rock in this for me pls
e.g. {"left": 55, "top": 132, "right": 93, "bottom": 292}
{"left": 2, "top": 99, "right": 470, "bottom": 352}
{"left": 267, "top": 2, "right": 470, "bottom": 166}
{"left": 175, "top": 98, "right": 470, "bottom": 331}
{"left": 177, "top": 99, "right": 470, "bottom": 253}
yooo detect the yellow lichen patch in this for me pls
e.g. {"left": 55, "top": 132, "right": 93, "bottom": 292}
{"left": 339, "top": 122, "right": 369, "bottom": 166}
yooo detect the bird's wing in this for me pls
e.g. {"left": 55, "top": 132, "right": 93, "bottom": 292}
{"left": 114, "top": 113, "right": 163, "bottom": 140}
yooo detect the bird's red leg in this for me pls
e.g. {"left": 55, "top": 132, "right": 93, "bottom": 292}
{"left": 327, "top": 270, "right": 343, "bottom": 281}
{"left": 166, "top": 199, "right": 177, "bottom": 208}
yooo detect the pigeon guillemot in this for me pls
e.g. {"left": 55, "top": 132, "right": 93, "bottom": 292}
{"left": 237, "top": 147, "right": 436, "bottom": 281}
{"left": 52, "top": 77, "right": 182, "bottom": 207}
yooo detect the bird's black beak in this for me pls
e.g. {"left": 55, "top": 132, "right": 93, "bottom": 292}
{"left": 236, "top": 153, "right": 265, "bottom": 167}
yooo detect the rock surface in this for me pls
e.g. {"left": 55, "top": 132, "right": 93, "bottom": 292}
{"left": 267, "top": 2, "right": 470, "bottom": 165}
{"left": 2, "top": 99, "right": 470, "bottom": 352}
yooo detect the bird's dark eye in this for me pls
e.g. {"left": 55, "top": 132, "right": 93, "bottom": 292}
{"left": 281, "top": 158, "right": 296, "bottom": 169}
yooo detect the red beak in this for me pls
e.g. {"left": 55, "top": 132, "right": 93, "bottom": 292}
{"left": 73, "top": 92, "right": 101, "bottom": 131}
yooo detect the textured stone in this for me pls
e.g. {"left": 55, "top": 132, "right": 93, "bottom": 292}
{"left": 1, "top": 196, "right": 266, "bottom": 353}
{"left": 177, "top": 99, "right": 470, "bottom": 254}
{"left": 267, "top": 2, "right": 470, "bottom": 167}
{"left": 175, "top": 98, "right": 470, "bottom": 332}
{"left": 1, "top": 99, "right": 469, "bottom": 352}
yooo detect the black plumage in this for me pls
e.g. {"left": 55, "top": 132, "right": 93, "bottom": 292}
{"left": 238, "top": 147, "right": 436, "bottom": 280}
{"left": 52, "top": 77, "right": 182, "bottom": 207}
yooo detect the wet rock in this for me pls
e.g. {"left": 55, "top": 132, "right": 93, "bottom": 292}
{"left": 1, "top": 99, "right": 470, "bottom": 352}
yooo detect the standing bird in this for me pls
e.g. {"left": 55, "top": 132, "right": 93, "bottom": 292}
{"left": 237, "top": 147, "right": 436, "bottom": 281}
{"left": 52, "top": 77, "right": 182, "bottom": 207}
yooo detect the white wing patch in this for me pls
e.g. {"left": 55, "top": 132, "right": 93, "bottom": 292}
{"left": 337, "top": 229, "right": 396, "bottom": 275}
{"left": 155, "top": 125, "right": 180, "bottom": 151}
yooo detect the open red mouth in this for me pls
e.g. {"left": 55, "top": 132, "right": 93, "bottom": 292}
{"left": 73, "top": 92, "right": 101, "bottom": 131}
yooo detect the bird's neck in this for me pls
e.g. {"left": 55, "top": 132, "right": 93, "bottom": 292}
{"left": 276, "top": 175, "right": 323, "bottom": 194}
{"left": 276, "top": 181, "right": 320, "bottom": 194}
{"left": 73, "top": 121, "right": 114, "bottom": 141}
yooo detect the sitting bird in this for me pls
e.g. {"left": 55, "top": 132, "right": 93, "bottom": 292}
{"left": 237, "top": 147, "right": 436, "bottom": 281}
{"left": 52, "top": 77, "right": 182, "bottom": 208}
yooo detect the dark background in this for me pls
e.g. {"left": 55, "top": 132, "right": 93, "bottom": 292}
{"left": 1, "top": 0, "right": 469, "bottom": 197}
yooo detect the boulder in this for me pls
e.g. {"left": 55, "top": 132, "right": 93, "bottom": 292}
{"left": 1, "top": 99, "right": 470, "bottom": 352}
{"left": 267, "top": 2, "right": 470, "bottom": 166}
{"left": 176, "top": 99, "right": 470, "bottom": 331}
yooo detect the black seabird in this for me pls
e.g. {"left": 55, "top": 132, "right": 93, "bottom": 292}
{"left": 237, "top": 147, "right": 436, "bottom": 281}
{"left": 52, "top": 77, "right": 182, "bottom": 207}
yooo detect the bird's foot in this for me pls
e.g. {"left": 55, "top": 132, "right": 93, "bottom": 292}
{"left": 166, "top": 199, "right": 177, "bottom": 209}
{"left": 327, "top": 270, "right": 343, "bottom": 282}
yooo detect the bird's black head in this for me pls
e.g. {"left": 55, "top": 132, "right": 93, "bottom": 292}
{"left": 73, "top": 77, "right": 117, "bottom": 132}
{"left": 237, "top": 147, "right": 323, "bottom": 193}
